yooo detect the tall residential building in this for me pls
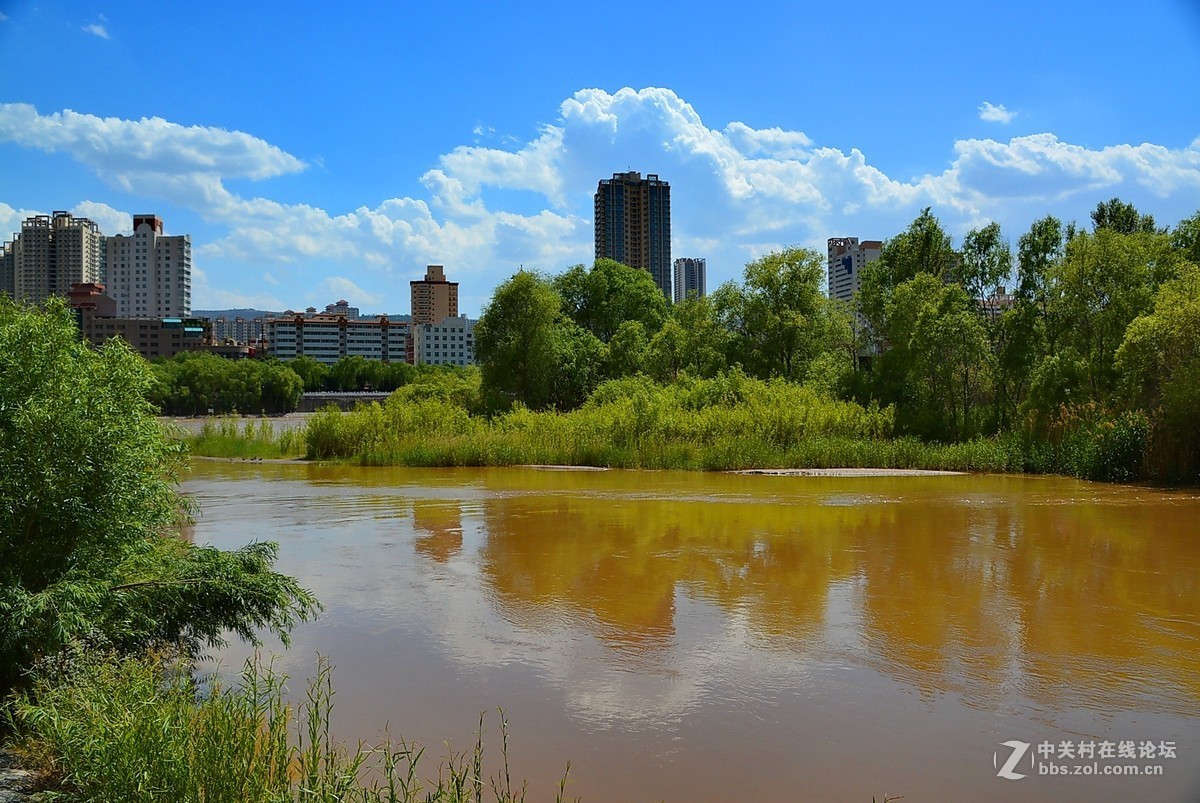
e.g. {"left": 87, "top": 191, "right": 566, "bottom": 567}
{"left": 103, "top": 214, "right": 192, "bottom": 317}
{"left": 826, "top": 237, "right": 882, "bottom": 304}
{"left": 0, "top": 240, "right": 13, "bottom": 297}
{"left": 673, "top": 257, "right": 706, "bottom": 303}
{"left": 594, "top": 171, "right": 672, "bottom": 299}
{"left": 410, "top": 265, "right": 459, "bottom": 325}
{"left": 9, "top": 212, "right": 103, "bottom": 305}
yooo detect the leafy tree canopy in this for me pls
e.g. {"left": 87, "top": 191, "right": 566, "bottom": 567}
{"left": 0, "top": 298, "right": 320, "bottom": 692}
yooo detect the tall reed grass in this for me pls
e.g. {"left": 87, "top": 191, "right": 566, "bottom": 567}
{"left": 186, "top": 417, "right": 307, "bottom": 460}
{"left": 10, "top": 650, "right": 574, "bottom": 803}
{"left": 303, "top": 374, "right": 1020, "bottom": 472}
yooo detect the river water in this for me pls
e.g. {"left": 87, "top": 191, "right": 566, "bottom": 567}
{"left": 183, "top": 461, "right": 1200, "bottom": 802}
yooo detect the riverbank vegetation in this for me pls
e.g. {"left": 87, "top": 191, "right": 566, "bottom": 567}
{"left": 11, "top": 650, "right": 574, "bottom": 803}
{"left": 286, "top": 200, "right": 1200, "bottom": 483}
{"left": 185, "top": 418, "right": 307, "bottom": 459}
{"left": 1, "top": 298, "right": 561, "bottom": 801}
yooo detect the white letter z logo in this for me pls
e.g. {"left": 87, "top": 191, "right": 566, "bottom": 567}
{"left": 995, "top": 740, "right": 1031, "bottom": 780}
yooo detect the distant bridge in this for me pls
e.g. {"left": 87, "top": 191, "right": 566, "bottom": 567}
{"left": 297, "top": 391, "right": 393, "bottom": 412}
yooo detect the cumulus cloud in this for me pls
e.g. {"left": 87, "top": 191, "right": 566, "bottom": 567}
{"left": 3, "top": 89, "right": 1199, "bottom": 313}
{"left": 0, "top": 103, "right": 306, "bottom": 183}
{"left": 979, "top": 102, "right": 1016, "bottom": 124}
{"left": 82, "top": 23, "right": 109, "bottom": 39}
{"left": 71, "top": 200, "right": 133, "bottom": 235}
{"left": 312, "top": 276, "right": 382, "bottom": 308}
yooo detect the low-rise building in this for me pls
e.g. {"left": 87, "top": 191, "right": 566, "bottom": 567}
{"left": 68, "top": 282, "right": 211, "bottom": 359}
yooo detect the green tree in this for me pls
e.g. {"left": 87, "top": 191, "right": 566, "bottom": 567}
{"left": 553, "top": 258, "right": 669, "bottom": 342}
{"left": 716, "top": 247, "right": 839, "bottom": 381}
{"left": 1116, "top": 261, "right": 1200, "bottom": 479}
{"left": 288, "top": 355, "right": 330, "bottom": 392}
{"left": 1091, "top": 197, "right": 1159, "bottom": 235}
{"left": 1171, "top": 209, "right": 1200, "bottom": 265}
{"left": 474, "top": 271, "right": 562, "bottom": 410}
{"left": 954, "top": 222, "right": 1012, "bottom": 306}
{"left": 0, "top": 298, "right": 319, "bottom": 693}
{"left": 604, "top": 320, "right": 649, "bottom": 378}
{"left": 1047, "top": 228, "right": 1180, "bottom": 399}
{"left": 859, "top": 208, "right": 958, "bottom": 344}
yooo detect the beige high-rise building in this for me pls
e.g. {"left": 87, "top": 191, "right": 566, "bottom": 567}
{"left": 9, "top": 212, "right": 103, "bottom": 305}
{"left": 103, "top": 214, "right": 192, "bottom": 317}
{"left": 410, "top": 265, "right": 459, "bottom": 325}
{"left": 827, "top": 237, "right": 882, "bottom": 304}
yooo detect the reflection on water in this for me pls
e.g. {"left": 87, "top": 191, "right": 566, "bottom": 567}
{"left": 186, "top": 462, "right": 1200, "bottom": 802}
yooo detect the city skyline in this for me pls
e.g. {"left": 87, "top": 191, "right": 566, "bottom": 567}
{"left": 1, "top": 1, "right": 1199, "bottom": 317}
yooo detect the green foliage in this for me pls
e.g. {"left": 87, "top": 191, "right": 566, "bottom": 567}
{"left": 553, "top": 258, "right": 668, "bottom": 341}
{"left": 1091, "top": 197, "right": 1159, "bottom": 235}
{"left": 150, "top": 352, "right": 303, "bottom": 415}
{"left": 185, "top": 418, "right": 308, "bottom": 459}
{"left": 0, "top": 297, "right": 319, "bottom": 693}
{"left": 288, "top": 354, "right": 331, "bottom": 391}
{"left": 474, "top": 271, "right": 563, "bottom": 410}
{"left": 714, "top": 247, "right": 842, "bottom": 381}
{"left": 858, "top": 207, "right": 957, "bottom": 339}
{"left": 1116, "top": 261, "right": 1200, "bottom": 482}
{"left": 953, "top": 221, "right": 1012, "bottom": 304}
{"left": 13, "top": 650, "right": 574, "bottom": 803}
{"left": 1046, "top": 227, "right": 1180, "bottom": 399}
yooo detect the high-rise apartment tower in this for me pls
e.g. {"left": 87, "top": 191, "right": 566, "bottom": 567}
{"left": 410, "top": 265, "right": 459, "bottom": 325}
{"left": 827, "top": 237, "right": 882, "bottom": 304}
{"left": 7, "top": 212, "right": 103, "bottom": 305}
{"left": 103, "top": 215, "right": 192, "bottom": 317}
{"left": 673, "top": 257, "right": 706, "bottom": 303}
{"left": 594, "top": 171, "right": 672, "bottom": 299}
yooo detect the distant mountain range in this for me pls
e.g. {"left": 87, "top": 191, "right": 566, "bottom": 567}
{"left": 192, "top": 308, "right": 278, "bottom": 320}
{"left": 193, "top": 308, "right": 410, "bottom": 320}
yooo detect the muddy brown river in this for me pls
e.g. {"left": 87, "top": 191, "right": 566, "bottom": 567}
{"left": 183, "top": 461, "right": 1200, "bottom": 802}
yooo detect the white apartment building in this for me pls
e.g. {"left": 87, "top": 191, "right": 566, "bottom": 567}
{"left": 103, "top": 214, "right": 192, "bottom": 317}
{"left": 827, "top": 237, "right": 882, "bottom": 304}
{"left": 8, "top": 212, "right": 103, "bottom": 305}
{"left": 413, "top": 315, "right": 475, "bottom": 366}
{"left": 266, "top": 307, "right": 409, "bottom": 364}
{"left": 211, "top": 315, "right": 267, "bottom": 345}
{"left": 673, "top": 257, "right": 706, "bottom": 303}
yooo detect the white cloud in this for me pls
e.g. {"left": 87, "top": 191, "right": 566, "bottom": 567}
{"left": 71, "top": 200, "right": 132, "bottom": 235}
{"left": 3, "top": 90, "right": 1199, "bottom": 314}
{"left": 262, "top": 272, "right": 280, "bottom": 286}
{"left": 0, "top": 103, "right": 306, "bottom": 183}
{"left": 82, "top": 23, "right": 109, "bottom": 39}
{"left": 0, "top": 12, "right": 10, "bottom": 23}
{"left": 311, "top": 276, "right": 382, "bottom": 308}
{"left": 979, "top": 102, "right": 1016, "bottom": 124}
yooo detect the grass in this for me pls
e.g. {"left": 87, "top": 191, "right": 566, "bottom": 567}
{"left": 184, "top": 417, "right": 307, "bottom": 460}
{"left": 9, "top": 649, "right": 575, "bottom": 803}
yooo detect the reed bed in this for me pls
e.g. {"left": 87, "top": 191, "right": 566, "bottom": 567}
{"left": 10, "top": 650, "right": 573, "bottom": 803}
{"left": 187, "top": 418, "right": 308, "bottom": 460}
{"left": 303, "top": 374, "right": 1019, "bottom": 472}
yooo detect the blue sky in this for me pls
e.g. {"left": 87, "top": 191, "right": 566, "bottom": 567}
{"left": 1, "top": 0, "right": 1199, "bottom": 316}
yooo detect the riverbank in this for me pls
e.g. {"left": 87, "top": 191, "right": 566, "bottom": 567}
{"left": 0, "top": 750, "right": 46, "bottom": 803}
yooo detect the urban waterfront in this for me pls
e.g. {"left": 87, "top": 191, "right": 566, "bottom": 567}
{"left": 186, "top": 461, "right": 1200, "bottom": 802}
